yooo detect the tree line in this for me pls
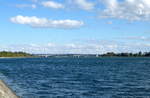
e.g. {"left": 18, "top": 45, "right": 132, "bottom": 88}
{"left": 101, "top": 51, "right": 150, "bottom": 57}
{"left": 0, "top": 51, "right": 32, "bottom": 57}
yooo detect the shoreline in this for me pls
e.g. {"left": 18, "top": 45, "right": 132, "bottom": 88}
{"left": 0, "top": 57, "right": 36, "bottom": 59}
{"left": 0, "top": 56, "right": 150, "bottom": 59}
{"left": 0, "top": 80, "right": 19, "bottom": 98}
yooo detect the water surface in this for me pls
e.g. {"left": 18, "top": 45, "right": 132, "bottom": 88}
{"left": 0, "top": 57, "right": 150, "bottom": 98}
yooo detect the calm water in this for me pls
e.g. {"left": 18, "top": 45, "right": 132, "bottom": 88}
{"left": 0, "top": 57, "right": 150, "bottom": 98}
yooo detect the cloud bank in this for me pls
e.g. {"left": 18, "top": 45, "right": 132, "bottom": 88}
{"left": 100, "top": 0, "right": 150, "bottom": 21}
{"left": 14, "top": 0, "right": 150, "bottom": 22}
{"left": 1, "top": 40, "right": 150, "bottom": 54}
{"left": 10, "top": 15, "right": 84, "bottom": 29}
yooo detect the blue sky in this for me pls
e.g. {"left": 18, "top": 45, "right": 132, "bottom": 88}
{"left": 1, "top": 0, "right": 150, "bottom": 54}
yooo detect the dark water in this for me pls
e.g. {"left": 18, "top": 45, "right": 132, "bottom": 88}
{"left": 0, "top": 57, "right": 150, "bottom": 98}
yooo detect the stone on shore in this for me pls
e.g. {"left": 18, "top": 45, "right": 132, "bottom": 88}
{"left": 0, "top": 80, "right": 19, "bottom": 98}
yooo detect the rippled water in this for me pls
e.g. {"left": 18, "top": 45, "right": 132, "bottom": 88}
{"left": 0, "top": 57, "right": 150, "bottom": 98}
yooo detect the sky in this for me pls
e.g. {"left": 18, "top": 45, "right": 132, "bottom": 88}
{"left": 1, "top": 0, "right": 150, "bottom": 54}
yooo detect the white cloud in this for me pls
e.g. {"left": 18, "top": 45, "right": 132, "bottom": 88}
{"left": 1, "top": 40, "right": 150, "bottom": 54}
{"left": 10, "top": 15, "right": 84, "bottom": 29}
{"left": 16, "top": 4, "right": 36, "bottom": 9}
{"left": 74, "top": 0, "right": 95, "bottom": 10}
{"left": 0, "top": 43, "right": 113, "bottom": 54}
{"left": 100, "top": 0, "right": 150, "bottom": 21}
{"left": 41, "top": 1, "right": 64, "bottom": 9}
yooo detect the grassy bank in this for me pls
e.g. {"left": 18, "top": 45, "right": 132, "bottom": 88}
{"left": 0, "top": 51, "right": 33, "bottom": 57}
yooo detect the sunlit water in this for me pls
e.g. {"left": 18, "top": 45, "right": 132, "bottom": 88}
{"left": 0, "top": 57, "right": 150, "bottom": 98}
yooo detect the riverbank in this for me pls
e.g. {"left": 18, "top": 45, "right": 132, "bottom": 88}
{"left": 0, "top": 51, "right": 33, "bottom": 58}
{"left": 0, "top": 56, "right": 35, "bottom": 58}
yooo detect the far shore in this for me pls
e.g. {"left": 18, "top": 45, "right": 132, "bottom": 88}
{"left": 1, "top": 56, "right": 150, "bottom": 58}
{"left": 0, "top": 56, "right": 36, "bottom": 59}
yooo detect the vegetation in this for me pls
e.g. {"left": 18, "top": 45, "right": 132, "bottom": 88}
{"left": 101, "top": 51, "right": 150, "bottom": 57}
{"left": 1, "top": 51, "right": 150, "bottom": 58}
{"left": 0, "top": 51, "right": 33, "bottom": 57}
{"left": 37, "top": 51, "right": 150, "bottom": 58}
